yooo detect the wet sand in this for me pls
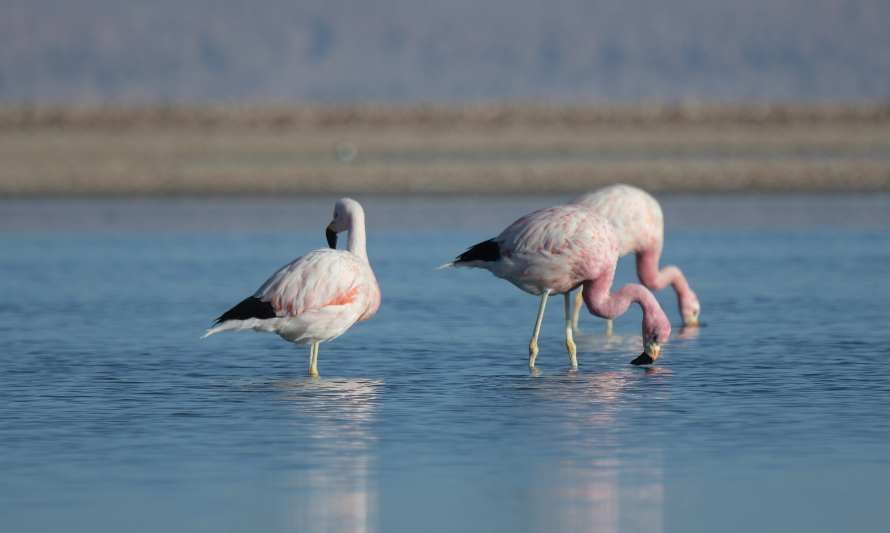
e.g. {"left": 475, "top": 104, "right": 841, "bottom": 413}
{"left": 2, "top": 104, "right": 889, "bottom": 195}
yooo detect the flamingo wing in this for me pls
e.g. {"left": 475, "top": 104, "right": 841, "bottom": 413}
{"left": 498, "top": 205, "right": 599, "bottom": 257}
{"left": 255, "top": 249, "right": 367, "bottom": 319}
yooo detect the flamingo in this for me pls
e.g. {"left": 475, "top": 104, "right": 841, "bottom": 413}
{"left": 202, "top": 198, "right": 380, "bottom": 377}
{"left": 572, "top": 184, "right": 700, "bottom": 331}
{"left": 444, "top": 204, "right": 671, "bottom": 368}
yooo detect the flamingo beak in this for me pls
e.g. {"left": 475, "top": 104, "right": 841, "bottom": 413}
{"left": 630, "top": 341, "right": 661, "bottom": 365}
{"left": 645, "top": 341, "right": 661, "bottom": 360}
{"left": 326, "top": 225, "right": 337, "bottom": 249}
{"left": 683, "top": 314, "right": 700, "bottom": 327}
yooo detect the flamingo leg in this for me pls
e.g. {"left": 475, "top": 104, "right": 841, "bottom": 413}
{"left": 574, "top": 288, "right": 613, "bottom": 337}
{"left": 571, "top": 289, "right": 584, "bottom": 332}
{"left": 564, "top": 293, "right": 578, "bottom": 368}
{"left": 528, "top": 290, "right": 551, "bottom": 368}
{"left": 308, "top": 342, "right": 320, "bottom": 377}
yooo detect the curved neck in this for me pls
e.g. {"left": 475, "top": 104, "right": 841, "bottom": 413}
{"left": 582, "top": 279, "right": 661, "bottom": 320}
{"left": 663, "top": 266, "right": 691, "bottom": 297}
{"left": 347, "top": 208, "right": 367, "bottom": 261}
{"left": 636, "top": 251, "right": 695, "bottom": 310}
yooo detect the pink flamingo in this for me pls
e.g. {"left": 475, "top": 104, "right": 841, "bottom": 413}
{"left": 203, "top": 198, "right": 381, "bottom": 377}
{"left": 572, "top": 184, "right": 700, "bottom": 332}
{"left": 445, "top": 204, "right": 671, "bottom": 367}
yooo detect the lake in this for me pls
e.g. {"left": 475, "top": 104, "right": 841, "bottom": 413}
{"left": 1, "top": 194, "right": 889, "bottom": 532}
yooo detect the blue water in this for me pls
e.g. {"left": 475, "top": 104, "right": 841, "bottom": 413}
{"left": 2, "top": 195, "right": 890, "bottom": 533}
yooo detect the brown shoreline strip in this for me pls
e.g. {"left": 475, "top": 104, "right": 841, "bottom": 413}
{"left": 2, "top": 104, "right": 889, "bottom": 195}
{"left": 3, "top": 103, "right": 890, "bottom": 131}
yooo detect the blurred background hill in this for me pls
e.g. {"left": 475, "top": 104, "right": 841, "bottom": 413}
{"left": 2, "top": 0, "right": 889, "bottom": 194}
{"left": 2, "top": 0, "right": 889, "bottom": 104}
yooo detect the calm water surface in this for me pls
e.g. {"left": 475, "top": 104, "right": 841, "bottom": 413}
{"left": 2, "top": 195, "right": 889, "bottom": 532}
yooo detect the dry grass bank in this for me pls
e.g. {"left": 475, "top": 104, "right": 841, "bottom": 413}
{"left": 1, "top": 104, "right": 889, "bottom": 195}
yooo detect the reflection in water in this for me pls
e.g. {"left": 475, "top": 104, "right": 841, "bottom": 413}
{"left": 574, "top": 331, "right": 644, "bottom": 355}
{"left": 277, "top": 378, "right": 382, "bottom": 533}
{"left": 554, "top": 455, "right": 664, "bottom": 533}
{"left": 4, "top": 197, "right": 890, "bottom": 533}
{"left": 545, "top": 370, "right": 666, "bottom": 533}
{"left": 575, "top": 325, "right": 699, "bottom": 362}
{"left": 555, "top": 457, "right": 622, "bottom": 532}
{"left": 676, "top": 326, "right": 701, "bottom": 340}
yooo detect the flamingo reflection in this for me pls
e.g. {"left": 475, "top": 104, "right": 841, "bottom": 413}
{"left": 530, "top": 369, "right": 667, "bottom": 532}
{"left": 276, "top": 378, "right": 382, "bottom": 533}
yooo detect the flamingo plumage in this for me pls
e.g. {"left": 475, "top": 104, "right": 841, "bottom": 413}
{"left": 572, "top": 184, "right": 700, "bottom": 331}
{"left": 203, "top": 198, "right": 380, "bottom": 377}
{"left": 445, "top": 203, "right": 671, "bottom": 368}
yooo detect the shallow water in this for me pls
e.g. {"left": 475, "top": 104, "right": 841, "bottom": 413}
{"left": 2, "top": 195, "right": 889, "bottom": 533}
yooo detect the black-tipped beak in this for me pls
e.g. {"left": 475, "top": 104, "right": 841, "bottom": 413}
{"left": 326, "top": 226, "right": 338, "bottom": 249}
{"left": 630, "top": 352, "right": 655, "bottom": 366}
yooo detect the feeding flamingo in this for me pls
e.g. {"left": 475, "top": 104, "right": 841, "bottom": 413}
{"left": 572, "top": 184, "right": 700, "bottom": 331}
{"left": 202, "top": 198, "right": 380, "bottom": 377}
{"left": 444, "top": 204, "right": 671, "bottom": 368}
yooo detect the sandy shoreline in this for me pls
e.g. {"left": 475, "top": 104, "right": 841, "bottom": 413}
{"left": 2, "top": 104, "right": 889, "bottom": 195}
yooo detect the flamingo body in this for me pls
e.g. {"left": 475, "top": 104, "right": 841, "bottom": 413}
{"left": 206, "top": 249, "right": 379, "bottom": 343}
{"left": 204, "top": 198, "right": 379, "bottom": 376}
{"left": 467, "top": 205, "right": 619, "bottom": 295}
{"left": 574, "top": 184, "right": 663, "bottom": 257}
{"left": 574, "top": 184, "right": 700, "bottom": 326}
{"left": 449, "top": 203, "right": 671, "bottom": 367}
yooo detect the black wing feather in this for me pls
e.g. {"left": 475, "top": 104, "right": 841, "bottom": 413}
{"left": 455, "top": 238, "right": 500, "bottom": 263}
{"left": 214, "top": 296, "right": 276, "bottom": 325}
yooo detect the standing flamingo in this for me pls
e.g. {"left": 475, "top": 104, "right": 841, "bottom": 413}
{"left": 444, "top": 204, "right": 671, "bottom": 367}
{"left": 572, "top": 184, "right": 700, "bottom": 331}
{"left": 202, "top": 198, "right": 380, "bottom": 377}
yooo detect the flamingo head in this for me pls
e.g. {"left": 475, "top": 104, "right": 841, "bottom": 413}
{"left": 634, "top": 309, "right": 671, "bottom": 365}
{"left": 680, "top": 291, "right": 701, "bottom": 327}
{"left": 326, "top": 197, "right": 362, "bottom": 248}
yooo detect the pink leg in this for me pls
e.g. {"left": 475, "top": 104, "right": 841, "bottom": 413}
{"left": 635, "top": 246, "right": 700, "bottom": 326}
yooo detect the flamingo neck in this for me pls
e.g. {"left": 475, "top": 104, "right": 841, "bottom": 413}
{"left": 582, "top": 280, "right": 661, "bottom": 319}
{"left": 655, "top": 266, "right": 694, "bottom": 314}
{"left": 663, "top": 266, "right": 692, "bottom": 299}
{"left": 618, "top": 284, "right": 662, "bottom": 318}
{"left": 347, "top": 209, "right": 368, "bottom": 261}
{"left": 636, "top": 251, "right": 696, "bottom": 313}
